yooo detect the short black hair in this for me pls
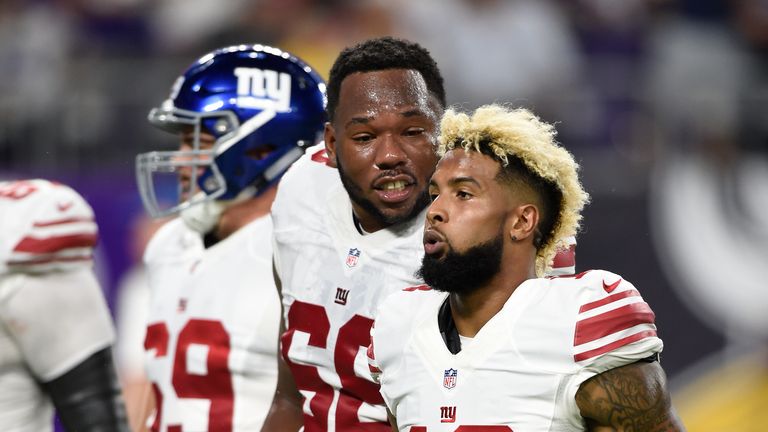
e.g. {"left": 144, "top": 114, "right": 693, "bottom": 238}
{"left": 326, "top": 36, "right": 446, "bottom": 121}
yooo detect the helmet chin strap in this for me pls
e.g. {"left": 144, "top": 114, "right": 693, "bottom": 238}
{"left": 180, "top": 193, "right": 228, "bottom": 234}
{"left": 179, "top": 186, "right": 259, "bottom": 234}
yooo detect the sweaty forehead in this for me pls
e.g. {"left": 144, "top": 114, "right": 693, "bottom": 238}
{"left": 335, "top": 69, "right": 436, "bottom": 121}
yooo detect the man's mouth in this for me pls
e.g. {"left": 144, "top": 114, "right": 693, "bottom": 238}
{"left": 382, "top": 180, "right": 408, "bottom": 191}
{"left": 373, "top": 176, "right": 415, "bottom": 204}
{"left": 423, "top": 228, "right": 446, "bottom": 256}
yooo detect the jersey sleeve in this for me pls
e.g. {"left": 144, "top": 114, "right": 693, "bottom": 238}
{"left": 556, "top": 270, "right": 664, "bottom": 422}
{"left": 0, "top": 268, "right": 115, "bottom": 381}
{"left": 0, "top": 180, "right": 98, "bottom": 274}
{"left": 569, "top": 270, "right": 662, "bottom": 367}
{"left": 270, "top": 143, "right": 337, "bottom": 285}
{"left": 270, "top": 143, "right": 332, "bottom": 233}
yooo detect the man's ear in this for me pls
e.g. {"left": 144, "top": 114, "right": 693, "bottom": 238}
{"left": 324, "top": 122, "right": 338, "bottom": 168}
{"left": 508, "top": 204, "right": 539, "bottom": 243}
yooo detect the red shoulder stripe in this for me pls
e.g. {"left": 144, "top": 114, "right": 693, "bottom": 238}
{"left": 574, "top": 302, "right": 655, "bottom": 346}
{"left": 574, "top": 330, "right": 657, "bottom": 362}
{"left": 579, "top": 289, "right": 641, "bottom": 314}
{"left": 13, "top": 233, "right": 98, "bottom": 254}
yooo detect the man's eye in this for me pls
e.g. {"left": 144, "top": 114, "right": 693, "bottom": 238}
{"left": 457, "top": 191, "right": 472, "bottom": 199}
{"left": 352, "top": 134, "right": 374, "bottom": 143}
{"left": 404, "top": 128, "right": 424, "bottom": 137}
{"left": 429, "top": 193, "right": 439, "bottom": 202}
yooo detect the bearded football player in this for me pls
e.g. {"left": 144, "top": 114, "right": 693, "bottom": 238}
{"left": 368, "top": 105, "right": 685, "bottom": 431}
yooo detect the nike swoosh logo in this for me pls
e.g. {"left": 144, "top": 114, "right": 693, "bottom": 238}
{"left": 603, "top": 278, "right": 622, "bottom": 293}
{"left": 57, "top": 201, "right": 74, "bottom": 212}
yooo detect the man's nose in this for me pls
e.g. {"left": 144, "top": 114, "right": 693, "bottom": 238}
{"left": 374, "top": 134, "right": 407, "bottom": 170}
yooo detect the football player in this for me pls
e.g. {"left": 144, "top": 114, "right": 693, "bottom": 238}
{"left": 135, "top": 45, "right": 326, "bottom": 431}
{"left": 262, "top": 37, "right": 447, "bottom": 432}
{"left": 0, "top": 179, "right": 128, "bottom": 431}
{"left": 368, "top": 105, "right": 685, "bottom": 431}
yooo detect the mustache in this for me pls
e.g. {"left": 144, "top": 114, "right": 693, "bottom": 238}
{"left": 372, "top": 169, "right": 416, "bottom": 182}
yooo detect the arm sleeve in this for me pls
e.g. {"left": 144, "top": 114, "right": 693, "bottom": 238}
{"left": 42, "top": 347, "right": 129, "bottom": 432}
{"left": 0, "top": 268, "right": 115, "bottom": 381}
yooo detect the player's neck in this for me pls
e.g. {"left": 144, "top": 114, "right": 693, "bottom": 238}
{"left": 352, "top": 212, "right": 371, "bottom": 235}
{"left": 351, "top": 206, "right": 387, "bottom": 233}
{"left": 214, "top": 185, "right": 277, "bottom": 240}
{"left": 449, "top": 260, "right": 536, "bottom": 338}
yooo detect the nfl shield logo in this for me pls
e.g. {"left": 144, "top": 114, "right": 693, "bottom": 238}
{"left": 443, "top": 368, "right": 457, "bottom": 389}
{"left": 346, "top": 248, "right": 361, "bottom": 268}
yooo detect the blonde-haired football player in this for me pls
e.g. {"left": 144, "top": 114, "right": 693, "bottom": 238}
{"left": 368, "top": 105, "right": 685, "bottom": 431}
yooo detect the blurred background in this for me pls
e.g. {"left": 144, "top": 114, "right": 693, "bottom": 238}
{"left": 1, "top": 0, "right": 766, "bottom": 429}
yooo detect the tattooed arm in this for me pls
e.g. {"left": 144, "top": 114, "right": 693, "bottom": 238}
{"left": 575, "top": 361, "right": 686, "bottom": 432}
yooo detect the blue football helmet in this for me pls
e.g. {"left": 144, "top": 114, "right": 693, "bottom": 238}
{"left": 136, "top": 44, "right": 327, "bottom": 218}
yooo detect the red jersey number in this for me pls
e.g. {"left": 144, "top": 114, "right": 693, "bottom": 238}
{"left": 282, "top": 300, "right": 388, "bottom": 431}
{"left": 144, "top": 319, "right": 234, "bottom": 432}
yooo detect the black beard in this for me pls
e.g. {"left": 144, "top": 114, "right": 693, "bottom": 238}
{"left": 336, "top": 158, "right": 431, "bottom": 228}
{"left": 417, "top": 233, "right": 504, "bottom": 295}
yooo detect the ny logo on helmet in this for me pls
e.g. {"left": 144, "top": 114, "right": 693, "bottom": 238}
{"left": 235, "top": 67, "right": 291, "bottom": 112}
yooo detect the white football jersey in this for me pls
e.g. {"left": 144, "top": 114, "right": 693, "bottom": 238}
{"left": 369, "top": 269, "right": 663, "bottom": 432}
{"left": 271, "top": 145, "right": 426, "bottom": 432}
{"left": 143, "top": 215, "right": 280, "bottom": 431}
{"left": 0, "top": 179, "right": 114, "bottom": 432}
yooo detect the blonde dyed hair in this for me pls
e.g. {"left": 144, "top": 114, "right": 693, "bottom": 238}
{"left": 438, "top": 104, "right": 589, "bottom": 276}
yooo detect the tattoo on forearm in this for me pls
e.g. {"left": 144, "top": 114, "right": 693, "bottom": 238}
{"left": 576, "top": 362, "right": 682, "bottom": 431}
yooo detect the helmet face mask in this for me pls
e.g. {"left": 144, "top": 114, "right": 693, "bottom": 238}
{"left": 137, "top": 45, "right": 327, "bottom": 218}
{"left": 137, "top": 108, "right": 230, "bottom": 218}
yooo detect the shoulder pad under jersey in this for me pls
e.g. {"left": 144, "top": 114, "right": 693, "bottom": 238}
{"left": 0, "top": 180, "right": 98, "bottom": 274}
{"left": 552, "top": 269, "right": 661, "bottom": 365}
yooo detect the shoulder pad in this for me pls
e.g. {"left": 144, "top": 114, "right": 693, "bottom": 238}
{"left": 142, "top": 218, "right": 195, "bottom": 266}
{"left": 0, "top": 180, "right": 98, "bottom": 273}
{"left": 564, "top": 270, "right": 660, "bottom": 364}
{"left": 272, "top": 142, "right": 338, "bottom": 228}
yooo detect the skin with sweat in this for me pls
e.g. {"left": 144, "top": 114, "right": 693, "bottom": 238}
{"left": 325, "top": 69, "right": 441, "bottom": 233}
